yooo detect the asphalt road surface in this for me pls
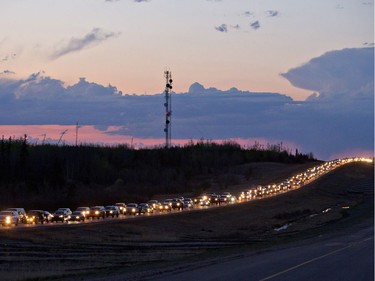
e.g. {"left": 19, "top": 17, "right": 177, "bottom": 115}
{"left": 150, "top": 220, "right": 374, "bottom": 281}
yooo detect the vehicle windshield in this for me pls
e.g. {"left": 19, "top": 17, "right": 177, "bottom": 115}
{"left": 0, "top": 211, "right": 12, "bottom": 216}
{"left": 127, "top": 203, "right": 137, "bottom": 207}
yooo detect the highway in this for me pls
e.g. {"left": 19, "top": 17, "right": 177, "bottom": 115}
{"left": 1, "top": 157, "right": 371, "bottom": 230}
{"left": 150, "top": 219, "right": 374, "bottom": 281}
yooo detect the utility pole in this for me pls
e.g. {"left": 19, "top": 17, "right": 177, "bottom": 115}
{"left": 164, "top": 70, "right": 173, "bottom": 148}
{"left": 58, "top": 129, "right": 68, "bottom": 145}
{"left": 75, "top": 122, "right": 79, "bottom": 146}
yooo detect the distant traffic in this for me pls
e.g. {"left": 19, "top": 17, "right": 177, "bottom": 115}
{"left": 0, "top": 157, "right": 372, "bottom": 228}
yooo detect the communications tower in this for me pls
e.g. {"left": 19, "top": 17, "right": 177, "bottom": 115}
{"left": 164, "top": 70, "right": 173, "bottom": 148}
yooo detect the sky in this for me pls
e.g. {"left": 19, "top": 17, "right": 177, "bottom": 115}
{"left": 0, "top": 0, "right": 373, "bottom": 100}
{"left": 0, "top": 0, "right": 374, "bottom": 160}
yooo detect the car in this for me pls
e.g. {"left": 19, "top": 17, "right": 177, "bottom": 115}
{"left": 171, "top": 199, "right": 184, "bottom": 210}
{"left": 0, "top": 210, "right": 19, "bottom": 226}
{"left": 26, "top": 210, "right": 48, "bottom": 224}
{"left": 6, "top": 208, "right": 27, "bottom": 223}
{"left": 75, "top": 207, "right": 90, "bottom": 218}
{"left": 88, "top": 206, "right": 106, "bottom": 220}
{"left": 105, "top": 206, "right": 120, "bottom": 217}
{"left": 43, "top": 211, "right": 54, "bottom": 223}
{"left": 159, "top": 202, "right": 172, "bottom": 212}
{"left": 51, "top": 209, "right": 72, "bottom": 223}
{"left": 125, "top": 203, "right": 139, "bottom": 215}
{"left": 164, "top": 199, "right": 173, "bottom": 206}
{"left": 115, "top": 203, "right": 126, "bottom": 215}
{"left": 138, "top": 203, "right": 153, "bottom": 214}
{"left": 147, "top": 200, "right": 161, "bottom": 210}
{"left": 183, "top": 198, "right": 194, "bottom": 208}
{"left": 219, "top": 195, "right": 229, "bottom": 204}
{"left": 69, "top": 211, "right": 85, "bottom": 222}
{"left": 209, "top": 194, "right": 220, "bottom": 205}
{"left": 198, "top": 196, "right": 210, "bottom": 206}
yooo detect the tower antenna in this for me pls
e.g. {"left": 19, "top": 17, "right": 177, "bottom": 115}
{"left": 164, "top": 70, "right": 173, "bottom": 148}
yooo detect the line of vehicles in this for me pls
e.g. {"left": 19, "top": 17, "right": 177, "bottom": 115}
{"left": 0, "top": 157, "right": 372, "bottom": 228}
{"left": 0, "top": 195, "right": 234, "bottom": 227}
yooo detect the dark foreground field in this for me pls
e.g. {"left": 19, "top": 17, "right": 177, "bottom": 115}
{"left": 0, "top": 161, "right": 373, "bottom": 281}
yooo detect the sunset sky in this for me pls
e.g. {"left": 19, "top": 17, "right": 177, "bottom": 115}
{"left": 0, "top": 0, "right": 373, "bottom": 160}
{"left": 1, "top": 0, "right": 373, "bottom": 100}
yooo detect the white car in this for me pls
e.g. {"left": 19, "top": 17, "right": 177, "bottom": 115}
{"left": 0, "top": 210, "right": 19, "bottom": 226}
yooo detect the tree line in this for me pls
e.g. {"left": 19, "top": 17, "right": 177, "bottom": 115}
{"left": 0, "top": 136, "right": 315, "bottom": 210}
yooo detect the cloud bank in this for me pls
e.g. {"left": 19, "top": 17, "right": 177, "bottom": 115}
{"left": 281, "top": 47, "right": 374, "bottom": 100}
{"left": 0, "top": 48, "right": 373, "bottom": 160}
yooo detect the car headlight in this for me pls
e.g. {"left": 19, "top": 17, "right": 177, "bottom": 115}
{"left": 95, "top": 211, "right": 99, "bottom": 215}
{"left": 76, "top": 216, "right": 80, "bottom": 219}
{"left": 177, "top": 203, "right": 180, "bottom": 206}
{"left": 131, "top": 208, "right": 136, "bottom": 212}
{"left": 59, "top": 215, "right": 63, "bottom": 218}
{"left": 5, "top": 216, "right": 11, "bottom": 224}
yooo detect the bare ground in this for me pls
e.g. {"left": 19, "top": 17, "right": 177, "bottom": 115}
{"left": 0, "top": 161, "right": 373, "bottom": 281}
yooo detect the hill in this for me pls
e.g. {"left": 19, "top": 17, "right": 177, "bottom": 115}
{"left": 0, "top": 160, "right": 372, "bottom": 281}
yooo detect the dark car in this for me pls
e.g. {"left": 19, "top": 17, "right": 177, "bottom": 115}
{"left": 69, "top": 211, "right": 85, "bottom": 222}
{"left": 51, "top": 209, "right": 72, "bottom": 223}
{"left": 171, "top": 199, "right": 184, "bottom": 210}
{"left": 209, "top": 194, "right": 220, "bottom": 205}
{"left": 115, "top": 203, "right": 126, "bottom": 215}
{"left": 138, "top": 203, "right": 153, "bottom": 214}
{"left": 105, "top": 206, "right": 120, "bottom": 218}
{"left": 6, "top": 208, "right": 27, "bottom": 223}
{"left": 88, "top": 206, "right": 106, "bottom": 220}
{"left": 26, "top": 210, "right": 48, "bottom": 224}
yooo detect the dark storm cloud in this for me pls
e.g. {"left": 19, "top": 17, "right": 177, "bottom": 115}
{"left": 50, "top": 28, "right": 120, "bottom": 60}
{"left": 215, "top": 24, "right": 228, "bottom": 32}
{"left": 250, "top": 21, "right": 260, "bottom": 30}
{"left": 0, "top": 48, "right": 372, "bottom": 160}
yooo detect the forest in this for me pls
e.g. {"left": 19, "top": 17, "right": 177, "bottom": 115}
{"left": 0, "top": 135, "right": 316, "bottom": 210}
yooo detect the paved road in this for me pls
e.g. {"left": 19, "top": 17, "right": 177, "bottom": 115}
{"left": 150, "top": 221, "right": 374, "bottom": 281}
